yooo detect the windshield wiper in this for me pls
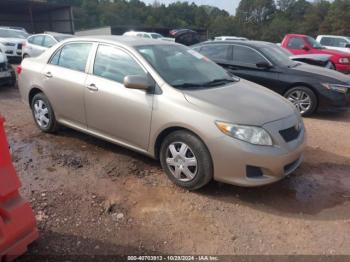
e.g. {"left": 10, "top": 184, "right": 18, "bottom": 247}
{"left": 172, "top": 83, "right": 203, "bottom": 88}
{"left": 200, "top": 78, "right": 236, "bottom": 87}
{"left": 172, "top": 78, "right": 235, "bottom": 89}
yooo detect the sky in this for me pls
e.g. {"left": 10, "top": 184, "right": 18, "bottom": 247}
{"left": 141, "top": 0, "right": 240, "bottom": 15}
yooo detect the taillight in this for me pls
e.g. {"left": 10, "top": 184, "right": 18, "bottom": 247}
{"left": 16, "top": 65, "right": 22, "bottom": 75}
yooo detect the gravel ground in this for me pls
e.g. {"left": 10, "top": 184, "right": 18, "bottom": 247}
{"left": 0, "top": 85, "right": 349, "bottom": 258}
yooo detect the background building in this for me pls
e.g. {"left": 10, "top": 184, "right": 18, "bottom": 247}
{"left": 0, "top": 0, "right": 74, "bottom": 34}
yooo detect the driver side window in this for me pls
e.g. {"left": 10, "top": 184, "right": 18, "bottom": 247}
{"left": 233, "top": 45, "right": 266, "bottom": 66}
{"left": 93, "top": 45, "right": 146, "bottom": 83}
{"left": 288, "top": 37, "right": 304, "bottom": 49}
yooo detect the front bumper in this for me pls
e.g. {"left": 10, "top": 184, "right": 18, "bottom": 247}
{"left": 207, "top": 114, "right": 305, "bottom": 187}
{"left": 317, "top": 86, "right": 350, "bottom": 112}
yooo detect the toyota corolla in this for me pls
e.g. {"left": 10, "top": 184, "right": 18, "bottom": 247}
{"left": 18, "top": 36, "right": 305, "bottom": 190}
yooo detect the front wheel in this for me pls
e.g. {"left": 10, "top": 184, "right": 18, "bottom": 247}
{"left": 284, "top": 86, "right": 317, "bottom": 116}
{"left": 31, "top": 93, "right": 59, "bottom": 133}
{"left": 160, "top": 130, "right": 213, "bottom": 190}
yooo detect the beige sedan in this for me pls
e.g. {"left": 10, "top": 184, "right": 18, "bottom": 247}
{"left": 17, "top": 36, "right": 305, "bottom": 190}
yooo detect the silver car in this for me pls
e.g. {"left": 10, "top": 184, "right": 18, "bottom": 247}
{"left": 22, "top": 32, "right": 73, "bottom": 58}
{"left": 18, "top": 36, "right": 305, "bottom": 190}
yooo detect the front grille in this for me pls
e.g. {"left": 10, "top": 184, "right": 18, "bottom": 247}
{"left": 279, "top": 125, "right": 300, "bottom": 142}
{"left": 17, "top": 43, "right": 22, "bottom": 49}
{"left": 246, "top": 165, "right": 263, "bottom": 178}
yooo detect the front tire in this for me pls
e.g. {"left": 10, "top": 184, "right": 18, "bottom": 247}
{"left": 284, "top": 86, "right": 317, "bottom": 116}
{"left": 160, "top": 130, "right": 213, "bottom": 190}
{"left": 31, "top": 93, "right": 59, "bottom": 133}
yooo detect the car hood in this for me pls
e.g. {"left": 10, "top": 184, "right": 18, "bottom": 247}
{"left": 183, "top": 79, "right": 296, "bottom": 126}
{"left": 291, "top": 63, "right": 350, "bottom": 83}
{"left": 0, "top": 37, "right": 25, "bottom": 44}
{"left": 315, "top": 48, "right": 350, "bottom": 57}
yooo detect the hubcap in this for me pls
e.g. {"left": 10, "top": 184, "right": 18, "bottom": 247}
{"left": 33, "top": 99, "right": 50, "bottom": 128}
{"left": 166, "top": 142, "right": 198, "bottom": 182}
{"left": 287, "top": 90, "right": 312, "bottom": 114}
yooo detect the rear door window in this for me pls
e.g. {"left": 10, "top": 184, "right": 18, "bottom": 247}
{"left": 199, "top": 45, "right": 231, "bottom": 61}
{"left": 333, "top": 38, "right": 349, "bottom": 47}
{"left": 49, "top": 42, "right": 92, "bottom": 72}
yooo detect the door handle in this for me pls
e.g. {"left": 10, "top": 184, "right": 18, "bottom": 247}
{"left": 87, "top": 83, "right": 98, "bottom": 92}
{"left": 45, "top": 72, "right": 53, "bottom": 78}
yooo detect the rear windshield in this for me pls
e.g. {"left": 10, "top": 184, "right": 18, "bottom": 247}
{"left": 54, "top": 35, "right": 73, "bottom": 42}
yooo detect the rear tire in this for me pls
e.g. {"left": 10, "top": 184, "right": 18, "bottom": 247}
{"left": 284, "top": 86, "right": 317, "bottom": 116}
{"left": 31, "top": 93, "right": 59, "bottom": 133}
{"left": 160, "top": 130, "right": 213, "bottom": 190}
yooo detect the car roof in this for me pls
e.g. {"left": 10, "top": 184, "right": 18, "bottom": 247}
{"left": 63, "top": 35, "right": 179, "bottom": 47}
{"left": 317, "top": 35, "right": 349, "bottom": 38}
{"left": 195, "top": 40, "right": 275, "bottom": 49}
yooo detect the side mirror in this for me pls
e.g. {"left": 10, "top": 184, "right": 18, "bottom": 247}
{"left": 302, "top": 45, "right": 310, "bottom": 51}
{"left": 124, "top": 75, "right": 154, "bottom": 91}
{"left": 256, "top": 61, "right": 272, "bottom": 69}
{"left": 345, "top": 43, "right": 350, "bottom": 48}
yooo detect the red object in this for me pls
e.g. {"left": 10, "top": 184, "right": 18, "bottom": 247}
{"left": 16, "top": 65, "right": 22, "bottom": 75}
{"left": 0, "top": 115, "right": 38, "bottom": 262}
{"left": 281, "top": 34, "right": 350, "bottom": 74}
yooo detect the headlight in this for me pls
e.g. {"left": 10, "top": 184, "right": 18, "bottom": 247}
{"left": 4, "top": 42, "right": 16, "bottom": 47}
{"left": 322, "top": 83, "right": 349, "bottom": 94}
{"left": 215, "top": 121, "right": 273, "bottom": 146}
{"left": 339, "top": 58, "right": 350, "bottom": 64}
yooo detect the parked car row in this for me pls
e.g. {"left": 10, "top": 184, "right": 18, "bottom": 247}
{"left": 0, "top": 27, "right": 74, "bottom": 61}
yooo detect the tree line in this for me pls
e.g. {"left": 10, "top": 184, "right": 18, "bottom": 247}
{"left": 48, "top": 0, "right": 350, "bottom": 42}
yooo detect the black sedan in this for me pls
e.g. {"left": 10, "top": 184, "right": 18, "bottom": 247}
{"left": 192, "top": 41, "right": 350, "bottom": 116}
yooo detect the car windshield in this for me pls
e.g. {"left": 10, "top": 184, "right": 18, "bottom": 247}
{"left": 136, "top": 44, "right": 235, "bottom": 89}
{"left": 261, "top": 45, "right": 297, "bottom": 67}
{"left": 54, "top": 35, "right": 73, "bottom": 42}
{"left": 307, "top": 36, "right": 324, "bottom": 49}
{"left": 150, "top": 33, "right": 163, "bottom": 39}
{"left": 0, "top": 29, "right": 28, "bottom": 39}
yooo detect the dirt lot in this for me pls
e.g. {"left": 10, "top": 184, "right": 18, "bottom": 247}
{"left": 1, "top": 85, "right": 350, "bottom": 257}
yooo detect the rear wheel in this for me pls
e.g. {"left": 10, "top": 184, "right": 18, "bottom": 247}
{"left": 284, "top": 86, "right": 317, "bottom": 116}
{"left": 160, "top": 130, "right": 213, "bottom": 190}
{"left": 31, "top": 93, "right": 59, "bottom": 133}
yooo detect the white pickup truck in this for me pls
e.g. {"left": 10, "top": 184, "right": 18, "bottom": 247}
{"left": 316, "top": 35, "right": 350, "bottom": 53}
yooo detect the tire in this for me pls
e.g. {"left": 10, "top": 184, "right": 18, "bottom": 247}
{"left": 31, "top": 93, "right": 59, "bottom": 133}
{"left": 160, "top": 130, "right": 213, "bottom": 190}
{"left": 9, "top": 70, "right": 16, "bottom": 88}
{"left": 284, "top": 86, "right": 317, "bottom": 116}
